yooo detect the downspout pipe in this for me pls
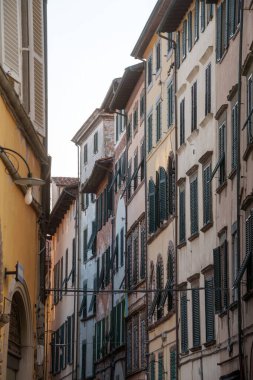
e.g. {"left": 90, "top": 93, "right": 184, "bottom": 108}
{"left": 158, "top": 32, "right": 178, "bottom": 379}
{"left": 236, "top": 1, "right": 245, "bottom": 378}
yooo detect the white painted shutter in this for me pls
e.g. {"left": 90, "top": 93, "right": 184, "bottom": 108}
{"left": 2, "top": 0, "right": 20, "bottom": 79}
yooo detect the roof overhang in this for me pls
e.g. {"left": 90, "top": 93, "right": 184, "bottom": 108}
{"left": 131, "top": 0, "right": 171, "bottom": 59}
{"left": 81, "top": 157, "right": 113, "bottom": 193}
{"left": 158, "top": 0, "right": 192, "bottom": 33}
{"left": 110, "top": 63, "right": 144, "bottom": 111}
{"left": 101, "top": 78, "right": 121, "bottom": 112}
{"left": 48, "top": 184, "right": 78, "bottom": 236}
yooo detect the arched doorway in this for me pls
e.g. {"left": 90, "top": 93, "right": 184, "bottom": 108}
{"left": 6, "top": 288, "right": 33, "bottom": 380}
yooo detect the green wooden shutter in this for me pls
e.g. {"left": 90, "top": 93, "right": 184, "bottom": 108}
{"left": 133, "top": 236, "right": 138, "bottom": 285}
{"left": 176, "top": 31, "right": 180, "bottom": 69}
{"left": 140, "top": 229, "right": 145, "bottom": 279}
{"left": 170, "top": 350, "right": 176, "bottom": 380}
{"left": 224, "top": 0, "right": 229, "bottom": 48}
{"left": 222, "top": 240, "right": 228, "bottom": 309}
{"left": 182, "top": 20, "right": 187, "bottom": 59}
{"left": 167, "top": 252, "right": 174, "bottom": 311}
{"left": 216, "top": 5, "right": 222, "bottom": 61}
{"left": 205, "top": 64, "right": 211, "bottom": 115}
{"left": 67, "top": 316, "right": 71, "bottom": 364}
{"left": 72, "top": 238, "right": 76, "bottom": 284}
{"left": 159, "top": 167, "right": 168, "bottom": 222}
{"left": 232, "top": 103, "right": 238, "bottom": 169}
{"left": 205, "top": 278, "right": 215, "bottom": 343}
{"left": 200, "top": 0, "right": 205, "bottom": 32}
{"left": 148, "top": 114, "right": 153, "bottom": 152}
{"left": 149, "top": 180, "right": 156, "bottom": 233}
{"left": 81, "top": 341, "right": 86, "bottom": 379}
{"left": 219, "top": 123, "right": 226, "bottom": 184}
{"left": 203, "top": 164, "right": 212, "bottom": 225}
{"left": 180, "top": 99, "right": 185, "bottom": 145}
{"left": 120, "top": 227, "right": 124, "bottom": 267}
{"left": 180, "top": 292, "right": 188, "bottom": 353}
{"left": 179, "top": 188, "right": 186, "bottom": 243}
{"left": 115, "top": 235, "right": 119, "bottom": 272}
{"left": 229, "top": 0, "right": 236, "bottom": 36}
{"left": 213, "top": 247, "right": 222, "bottom": 313}
{"left": 246, "top": 212, "right": 253, "bottom": 290}
{"left": 195, "top": 0, "right": 199, "bottom": 41}
{"left": 158, "top": 352, "right": 164, "bottom": 380}
{"left": 83, "top": 229, "right": 87, "bottom": 262}
{"left": 188, "top": 11, "right": 192, "bottom": 51}
{"left": 156, "top": 101, "right": 161, "bottom": 142}
{"left": 190, "top": 177, "right": 198, "bottom": 235}
{"left": 127, "top": 238, "right": 132, "bottom": 289}
{"left": 150, "top": 354, "right": 155, "bottom": 380}
{"left": 192, "top": 288, "right": 201, "bottom": 347}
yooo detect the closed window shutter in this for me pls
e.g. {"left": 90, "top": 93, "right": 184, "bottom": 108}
{"left": 221, "top": 240, "right": 228, "bottom": 309}
{"left": 188, "top": 11, "right": 192, "bottom": 51}
{"left": 195, "top": 0, "right": 199, "bottom": 41}
{"left": 167, "top": 252, "right": 174, "bottom": 311}
{"left": 156, "top": 102, "right": 161, "bottom": 142}
{"left": 190, "top": 177, "right": 198, "bottom": 235}
{"left": 219, "top": 123, "right": 226, "bottom": 184}
{"left": 127, "top": 322, "right": 132, "bottom": 371}
{"left": 232, "top": 103, "right": 238, "bottom": 169}
{"left": 229, "top": 0, "right": 236, "bottom": 36}
{"left": 216, "top": 5, "right": 222, "bottom": 61}
{"left": 205, "top": 278, "right": 215, "bottom": 342}
{"left": 148, "top": 114, "right": 153, "bottom": 152}
{"left": 158, "top": 352, "right": 164, "bottom": 380}
{"left": 133, "top": 237, "right": 139, "bottom": 285}
{"left": 140, "top": 229, "right": 146, "bottom": 279}
{"left": 205, "top": 64, "right": 211, "bottom": 115}
{"left": 81, "top": 341, "right": 86, "bottom": 379}
{"left": 149, "top": 180, "right": 156, "bottom": 233}
{"left": 213, "top": 247, "right": 222, "bottom": 313}
{"left": 180, "top": 292, "right": 188, "bottom": 353}
{"left": 192, "top": 288, "right": 201, "bottom": 347}
{"left": 200, "top": 0, "right": 205, "bottom": 32}
{"left": 182, "top": 20, "right": 187, "bottom": 59}
{"left": 83, "top": 229, "right": 87, "bottom": 262}
{"left": 191, "top": 81, "right": 197, "bottom": 131}
{"left": 120, "top": 227, "right": 124, "bottom": 267}
{"left": 170, "top": 350, "right": 176, "bottom": 380}
{"left": 246, "top": 211, "right": 253, "bottom": 290}
{"left": 3, "top": 0, "right": 20, "bottom": 77}
{"left": 156, "top": 171, "right": 160, "bottom": 229}
{"left": 176, "top": 31, "right": 180, "bottom": 69}
{"left": 67, "top": 316, "right": 72, "bottom": 363}
{"left": 179, "top": 188, "right": 186, "bottom": 243}
{"left": 150, "top": 354, "right": 155, "bottom": 380}
{"left": 203, "top": 164, "right": 212, "bottom": 224}
{"left": 224, "top": 0, "right": 229, "bottom": 49}
{"left": 247, "top": 76, "right": 253, "bottom": 143}
{"left": 168, "top": 81, "right": 174, "bottom": 127}
{"left": 127, "top": 238, "right": 132, "bottom": 289}
{"left": 159, "top": 167, "right": 168, "bottom": 222}
{"left": 168, "top": 157, "right": 176, "bottom": 215}
{"left": 180, "top": 99, "right": 185, "bottom": 145}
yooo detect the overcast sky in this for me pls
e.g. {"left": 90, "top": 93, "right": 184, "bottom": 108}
{"left": 48, "top": 0, "right": 157, "bottom": 177}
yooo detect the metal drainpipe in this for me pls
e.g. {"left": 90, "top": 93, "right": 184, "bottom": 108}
{"left": 158, "top": 32, "right": 178, "bottom": 379}
{"left": 139, "top": 56, "right": 149, "bottom": 380}
{"left": 236, "top": 1, "right": 245, "bottom": 378}
{"left": 74, "top": 144, "right": 80, "bottom": 380}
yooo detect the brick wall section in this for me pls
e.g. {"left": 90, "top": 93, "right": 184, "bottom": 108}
{"left": 104, "top": 117, "right": 114, "bottom": 158}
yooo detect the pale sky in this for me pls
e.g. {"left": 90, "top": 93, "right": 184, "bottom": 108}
{"left": 48, "top": 0, "right": 157, "bottom": 177}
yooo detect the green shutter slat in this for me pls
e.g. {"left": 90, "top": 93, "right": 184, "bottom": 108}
{"left": 158, "top": 352, "right": 164, "bottom": 380}
{"left": 148, "top": 114, "right": 153, "bottom": 152}
{"left": 190, "top": 177, "right": 198, "bottom": 235}
{"left": 181, "top": 293, "right": 188, "bottom": 353}
{"left": 213, "top": 247, "right": 222, "bottom": 313}
{"left": 192, "top": 288, "right": 201, "bottom": 347}
{"left": 149, "top": 180, "right": 156, "bottom": 233}
{"left": 203, "top": 165, "right": 212, "bottom": 225}
{"left": 140, "top": 229, "right": 145, "bottom": 279}
{"left": 159, "top": 167, "right": 168, "bottom": 222}
{"left": 205, "top": 278, "right": 215, "bottom": 342}
{"left": 179, "top": 188, "right": 186, "bottom": 243}
{"left": 170, "top": 350, "right": 177, "bottom": 380}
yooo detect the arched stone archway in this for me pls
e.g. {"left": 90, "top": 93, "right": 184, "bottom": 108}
{"left": 6, "top": 282, "right": 33, "bottom": 380}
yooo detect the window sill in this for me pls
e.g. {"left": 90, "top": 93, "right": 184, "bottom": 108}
{"left": 147, "top": 216, "right": 174, "bottom": 245}
{"left": 190, "top": 345, "right": 202, "bottom": 353}
{"left": 243, "top": 142, "right": 253, "bottom": 161}
{"left": 229, "top": 301, "right": 238, "bottom": 311}
{"left": 218, "top": 309, "right": 228, "bottom": 318}
{"left": 177, "top": 241, "right": 186, "bottom": 249}
{"left": 188, "top": 232, "right": 199, "bottom": 242}
{"left": 216, "top": 180, "right": 227, "bottom": 194}
{"left": 177, "top": 142, "right": 186, "bottom": 155}
{"left": 201, "top": 221, "right": 213, "bottom": 233}
{"left": 180, "top": 350, "right": 189, "bottom": 357}
{"left": 242, "top": 289, "right": 253, "bottom": 302}
{"left": 228, "top": 168, "right": 236, "bottom": 180}
{"left": 199, "top": 113, "right": 213, "bottom": 128}
{"left": 187, "top": 128, "right": 199, "bottom": 144}
{"left": 148, "top": 310, "right": 175, "bottom": 331}
{"left": 204, "top": 339, "right": 216, "bottom": 348}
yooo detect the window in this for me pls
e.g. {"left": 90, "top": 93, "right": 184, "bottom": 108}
{"left": 182, "top": 19, "right": 187, "bottom": 59}
{"left": 246, "top": 210, "right": 253, "bottom": 291}
{"left": 167, "top": 244, "right": 174, "bottom": 312}
{"left": 149, "top": 179, "right": 156, "bottom": 234}
{"left": 81, "top": 341, "right": 86, "bottom": 379}
{"left": 133, "top": 106, "right": 138, "bottom": 132}
{"left": 205, "top": 277, "right": 215, "bottom": 343}
{"left": 247, "top": 75, "right": 253, "bottom": 144}
{"left": 192, "top": 287, "right": 201, "bottom": 348}
{"left": 83, "top": 228, "right": 88, "bottom": 262}
{"left": 127, "top": 160, "right": 132, "bottom": 199}
{"left": 81, "top": 281, "right": 87, "bottom": 319}
{"left": 167, "top": 81, "right": 174, "bottom": 127}
{"left": 156, "top": 100, "right": 162, "bottom": 142}
{"left": 115, "top": 111, "right": 125, "bottom": 142}
{"left": 133, "top": 319, "right": 139, "bottom": 369}
{"left": 140, "top": 140, "right": 145, "bottom": 181}
{"left": 219, "top": 123, "right": 226, "bottom": 185}
{"left": 216, "top": 1, "right": 236, "bottom": 61}
{"left": 207, "top": 4, "right": 213, "bottom": 24}
{"left": 205, "top": 63, "right": 211, "bottom": 115}
{"left": 127, "top": 236, "right": 132, "bottom": 289}
{"left": 82, "top": 193, "right": 89, "bottom": 211}
{"left": 159, "top": 167, "right": 168, "bottom": 222}
{"left": 168, "top": 155, "right": 176, "bottom": 216}
{"left": 140, "top": 318, "right": 146, "bottom": 367}
{"left": 133, "top": 234, "right": 139, "bottom": 285}
{"left": 140, "top": 228, "right": 146, "bottom": 279}
{"left": 191, "top": 81, "right": 197, "bottom": 131}
{"left": 213, "top": 239, "right": 228, "bottom": 313}
{"left": 156, "top": 40, "right": 161, "bottom": 72}
{"left": 232, "top": 227, "right": 238, "bottom": 301}
{"left": 72, "top": 238, "right": 76, "bottom": 284}
{"left": 170, "top": 349, "right": 177, "bottom": 380}
{"left": 148, "top": 113, "right": 153, "bottom": 153}
{"left": 188, "top": 11, "right": 192, "bottom": 51}
{"left": 65, "top": 249, "right": 68, "bottom": 293}
{"left": 180, "top": 290, "right": 188, "bottom": 353}
{"left": 203, "top": 163, "right": 212, "bottom": 225}
{"left": 147, "top": 55, "right": 153, "bottom": 86}
{"left": 93, "top": 131, "right": 98, "bottom": 153}
{"left": 127, "top": 120, "right": 132, "bottom": 142}
{"left": 120, "top": 227, "right": 124, "bottom": 266}
{"left": 179, "top": 186, "right": 186, "bottom": 243}
{"left": 158, "top": 352, "right": 164, "bottom": 380}
{"left": 176, "top": 31, "right": 181, "bottom": 69}
{"left": 127, "top": 322, "right": 132, "bottom": 371}
{"left": 200, "top": 0, "right": 205, "bottom": 32}
{"left": 195, "top": 0, "right": 199, "bottom": 41}
{"left": 180, "top": 98, "right": 185, "bottom": 145}
{"left": 140, "top": 92, "right": 145, "bottom": 118}
{"left": 231, "top": 102, "right": 238, "bottom": 170}
{"left": 115, "top": 234, "right": 119, "bottom": 271}
{"left": 156, "top": 258, "right": 164, "bottom": 320}
{"left": 83, "top": 144, "right": 88, "bottom": 165}
{"left": 150, "top": 353, "right": 155, "bottom": 380}
{"left": 167, "top": 32, "right": 173, "bottom": 54}
{"left": 190, "top": 176, "right": 199, "bottom": 235}
{"left": 134, "top": 151, "right": 138, "bottom": 191}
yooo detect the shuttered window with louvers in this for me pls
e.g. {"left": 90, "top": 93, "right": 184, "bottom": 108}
{"left": 205, "top": 278, "right": 215, "bottom": 343}
{"left": 149, "top": 180, "right": 156, "bottom": 234}
{"left": 127, "top": 322, "right": 132, "bottom": 372}
{"left": 190, "top": 177, "right": 199, "bottom": 235}
{"left": 83, "top": 229, "right": 88, "bottom": 262}
{"left": 3, "top": 0, "right": 20, "bottom": 77}
{"left": 216, "top": 4, "right": 222, "bottom": 61}
{"left": 156, "top": 101, "right": 162, "bottom": 142}
{"left": 168, "top": 81, "right": 174, "bottom": 127}
{"left": 246, "top": 210, "right": 253, "bottom": 290}
{"left": 200, "top": 0, "right": 205, "bottom": 32}
{"left": 205, "top": 63, "right": 211, "bottom": 115}
{"left": 188, "top": 11, "right": 192, "bottom": 51}
{"left": 148, "top": 114, "right": 153, "bottom": 153}
{"left": 180, "top": 292, "right": 188, "bottom": 353}
{"left": 180, "top": 99, "right": 185, "bottom": 145}
{"left": 182, "top": 20, "right": 187, "bottom": 59}
{"left": 195, "top": 0, "right": 199, "bottom": 41}
{"left": 176, "top": 31, "right": 180, "bottom": 69}
{"left": 213, "top": 246, "right": 222, "bottom": 313}
{"left": 247, "top": 75, "right": 253, "bottom": 144}
{"left": 203, "top": 164, "right": 212, "bottom": 225}
{"left": 167, "top": 250, "right": 174, "bottom": 311}
{"left": 192, "top": 288, "right": 201, "bottom": 348}
{"left": 150, "top": 354, "right": 155, "bottom": 380}
{"left": 219, "top": 123, "right": 226, "bottom": 185}
{"left": 127, "top": 237, "right": 132, "bottom": 289}
{"left": 140, "top": 229, "right": 146, "bottom": 279}
{"left": 168, "top": 156, "right": 176, "bottom": 216}
{"left": 179, "top": 187, "right": 186, "bottom": 243}
{"left": 159, "top": 167, "right": 168, "bottom": 222}
{"left": 232, "top": 103, "right": 238, "bottom": 170}
{"left": 158, "top": 352, "right": 164, "bottom": 380}
{"left": 191, "top": 81, "right": 197, "bottom": 132}
{"left": 170, "top": 350, "right": 176, "bottom": 380}
{"left": 133, "top": 236, "right": 139, "bottom": 285}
